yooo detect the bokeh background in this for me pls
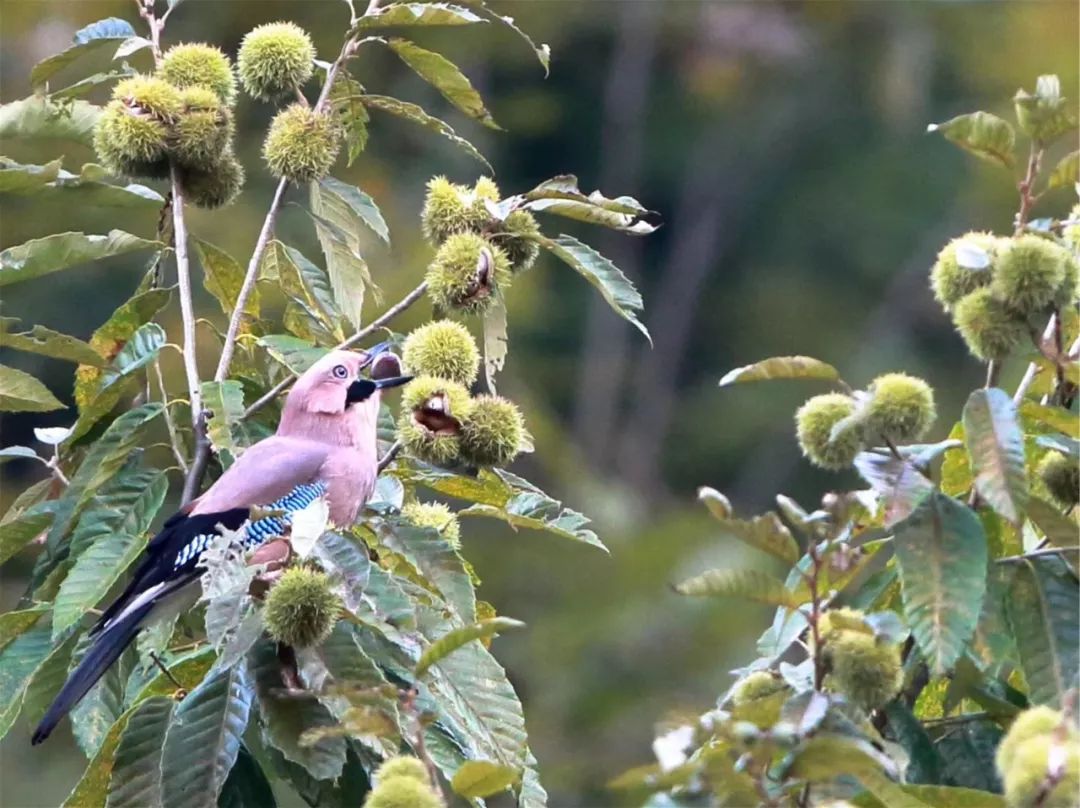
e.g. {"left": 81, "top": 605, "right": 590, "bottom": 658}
{"left": 1, "top": 1, "right": 1077, "bottom": 805}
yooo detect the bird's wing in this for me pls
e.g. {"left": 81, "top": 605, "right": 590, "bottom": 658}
{"left": 189, "top": 435, "right": 331, "bottom": 515}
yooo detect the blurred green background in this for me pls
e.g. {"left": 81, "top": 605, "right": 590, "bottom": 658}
{"left": 1, "top": 1, "right": 1077, "bottom": 805}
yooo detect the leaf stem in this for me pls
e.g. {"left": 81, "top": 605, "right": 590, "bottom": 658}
{"left": 997, "top": 546, "right": 1079, "bottom": 564}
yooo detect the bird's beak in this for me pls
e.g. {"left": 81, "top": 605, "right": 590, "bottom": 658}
{"left": 358, "top": 341, "right": 393, "bottom": 368}
{"left": 372, "top": 374, "right": 413, "bottom": 390}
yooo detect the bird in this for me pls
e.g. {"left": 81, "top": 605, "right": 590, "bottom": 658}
{"left": 32, "top": 345, "right": 411, "bottom": 744}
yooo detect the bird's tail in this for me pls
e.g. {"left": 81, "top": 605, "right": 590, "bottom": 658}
{"left": 31, "top": 600, "right": 150, "bottom": 745}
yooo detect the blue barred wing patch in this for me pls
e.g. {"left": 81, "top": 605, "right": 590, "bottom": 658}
{"left": 172, "top": 482, "right": 327, "bottom": 569}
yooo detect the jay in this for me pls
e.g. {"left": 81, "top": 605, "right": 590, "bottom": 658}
{"left": 32, "top": 346, "right": 410, "bottom": 744}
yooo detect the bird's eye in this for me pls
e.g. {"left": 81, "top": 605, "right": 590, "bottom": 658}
{"left": 332, "top": 364, "right": 349, "bottom": 379}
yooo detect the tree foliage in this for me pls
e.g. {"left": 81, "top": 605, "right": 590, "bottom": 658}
{"left": 0, "top": 2, "right": 657, "bottom": 805}
{"left": 619, "top": 76, "right": 1080, "bottom": 808}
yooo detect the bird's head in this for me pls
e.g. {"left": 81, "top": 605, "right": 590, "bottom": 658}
{"left": 284, "top": 345, "right": 411, "bottom": 425}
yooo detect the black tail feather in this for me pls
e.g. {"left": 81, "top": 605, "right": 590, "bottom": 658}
{"left": 31, "top": 600, "right": 150, "bottom": 745}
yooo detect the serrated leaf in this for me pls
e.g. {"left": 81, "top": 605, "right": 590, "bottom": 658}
{"left": 852, "top": 784, "right": 1006, "bottom": 808}
{"left": 1026, "top": 497, "right": 1080, "bottom": 548}
{"left": 854, "top": 450, "right": 934, "bottom": 526}
{"left": 0, "top": 97, "right": 101, "bottom": 145}
{"left": 0, "top": 615, "right": 53, "bottom": 740}
{"left": 419, "top": 607, "right": 528, "bottom": 771}
{"left": 0, "top": 156, "right": 62, "bottom": 191}
{"left": 783, "top": 733, "right": 900, "bottom": 781}
{"left": 674, "top": 568, "right": 798, "bottom": 607}
{"left": 963, "top": 388, "right": 1028, "bottom": 525}
{"left": 63, "top": 706, "right": 136, "bottom": 808}
{"left": 258, "top": 334, "right": 326, "bottom": 375}
{"left": 0, "top": 510, "right": 52, "bottom": 566}
{"left": 327, "top": 70, "right": 369, "bottom": 166}
{"left": 309, "top": 184, "right": 379, "bottom": 329}
{"left": 354, "top": 3, "right": 484, "bottom": 30}
{"left": 417, "top": 617, "right": 523, "bottom": 677}
{"left": 160, "top": 665, "right": 254, "bottom": 808}
{"left": 0, "top": 316, "right": 105, "bottom": 365}
{"left": 459, "top": 0, "right": 549, "bottom": 74}
{"left": 928, "top": 111, "right": 1016, "bottom": 168}
{"left": 1022, "top": 401, "right": 1080, "bottom": 438}
{"left": 534, "top": 233, "right": 649, "bottom": 342}
{"left": 73, "top": 286, "right": 171, "bottom": 437}
{"left": 452, "top": 759, "right": 520, "bottom": 798}
{"left": 51, "top": 67, "right": 137, "bottom": 102}
{"left": 719, "top": 355, "right": 839, "bottom": 386}
{"left": 385, "top": 37, "right": 499, "bottom": 128}
{"left": 360, "top": 94, "right": 492, "bottom": 170}
{"left": 195, "top": 238, "right": 258, "bottom": 320}
{"left": 201, "top": 380, "right": 247, "bottom": 469}
{"left": 0, "top": 363, "right": 64, "bottom": 412}
{"left": 47, "top": 402, "right": 162, "bottom": 551}
{"left": 217, "top": 745, "right": 277, "bottom": 808}
{"left": 711, "top": 512, "right": 800, "bottom": 564}
{"left": 266, "top": 241, "right": 345, "bottom": 342}
{"left": 68, "top": 466, "right": 166, "bottom": 558}
{"left": 941, "top": 423, "right": 972, "bottom": 497}
{"left": 53, "top": 472, "right": 167, "bottom": 638}
{"left": 314, "top": 176, "right": 389, "bottom": 244}
{"left": 31, "top": 18, "right": 136, "bottom": 89}
{"left": 0, "top": 607, "right": 49, "bottom": 653}
{"left": 379, "top": 520, "right": 476, "bottom": 622}
{"left": 1005, "top": 557, "right": 1079, "bottom": 708}
{"left": 893, "top": 492, "right": 987, "bottom": 674}
{"left": 0, "top": 230, "right": 157, "bottom": 287}
{"left": 1048, "top": 150, "right": 1079, "bottom": 190}
{"left": 249, "top": 639, "right": 346, "bottom": 780}
{"left": 459, "top": 489, "right": 605, "bottom": 551}
{"left": 516, "top": 174, "right": 659, "bottom": 234}
{"left": 106, "top": 696, "right": 173, "bottom": 808}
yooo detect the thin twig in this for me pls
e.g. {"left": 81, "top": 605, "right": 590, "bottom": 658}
{"left": 377, "top": 441, "right": 402, "bottom": 473}
{"left": 1010, "top": 143, "right": 1051, "bottom": 405}
{"left": 154, "top": 357, "right": 189, "bottom": 473}
{"left": 985, "top": 360, "right": 1001, "bottom": 389}
{"left": 242, "top": 281, "right": 428, "bottom": 420}
{"left": 997, "top": 546, "right": 1079, "bottom": 564}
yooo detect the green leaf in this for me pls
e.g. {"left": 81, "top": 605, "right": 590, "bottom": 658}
{"left": 417, "top": 617, "right": 524, "bottom": 676}
{"left": 11, "top": 157, "right": 158, "bottom": 207}
{"left": 379, "top": 520, "right": 476, "bottom": 622}
{"left": 47, "top": 402, "right": 162, "bottom": 551}
{"left": 0, "top": 607, "right": 49, "bottom": 653}
{"left": 460, "top": 494, "right": 605, "bottom": 551}
{"left": 217, "top": 745, "right": 277, "bottom": 808}
{"left": 22, "top": 632, "right": 79, "bottom": 729}
{"left": 258, "top": 334, "right": 326, "bottom": 375}
{"left": 249, "top": 639, "right": 346, "bottom": 780}
{"left": 68, "top": 466, "right": 166, "bottom": 558}
{"left": 161, "top": 665, "right": 254, "bottom": 808}
{"left": 73, "top": 286, "right": 171, "bottom": 437}
{"left": 52, "top": 473, "right": 167, "bottom": 638}
{"left": 514, "top": 175, "right": 660, "bottom": 234}
{"left": 893, "top": 492, "right": 988, "bottom": 674}
{"left": 0, "top": 363, "right": 64, "bottom": 411}
{"left": 1026, "top": 497, "right": 1080, "bottom": 548}
{"left": 534, "top": 233, "right": 650, "bottom": 342}
{"left": 354, "top": 3, "right": 484, "bottom": 30}
{"left": 31, "top": 18, "right": 136, "bottom": 89}
{"left": 1014, "top": 75, "right": 1078, "bottom": 145}
{"left": 360, "top": 94, "right": 491, "bottom": 171}
{"left": 63, "top": 706, "right": 136, "bottom": 808}
{"left": 1021, "top": 401, "right": 1080, "bottom": 438}
{"left": 719, "top": 355, "right": 840, "bottom": 386}
{"left": 309, "top": 183, "right": 379, "bottom": 329}
{"left": 313, "top": 176, "right": 389, "bottom": 244}
{"left": 1048, "top": 150, "right": 1079, "bottom": 190}
{"left": 51, "top": 67, "right": 137, "bottom": 102}
{"left": 852, "top": 785, "right": 1006, "bottom": 808}
{"left": 482, "top": 298, "right": 509, "bottom": 395}
{"left": 0, "top": 316, "right": 106, "bottom": 365}
{"left": 419, "top": 607, "right": 528, "bottom": 771}
{"left": 452, "top": 759, "right": 520, "bottom": 798}
{"left": 1005, "top": 557, "right": 1079, "bottom": 708}
{"left": 941, "top": 422, "right": 973, "bottom": 497}
{"left": 674, "top": 568, "right": 798, "bottom": 607}
{"left": 783, "top": 733, "right": 900, "bottom": 782}
{"left": 881, "top": 702, "right": 942, "bottom": 785}
{"left": 854, "top": 450, "right": 935, "bottom": 526}
{"left": 201, "top": 380, "right": 247, "bottom": 469}
{"left": 0, "top": 510, "right": 52, "bottom": 566}
{"left": 195, "top": 239, "right": 258, "bottom": 320}
{"left": 327, "top": 70, "right": 369, "bottom": 167}
{"left": 106, "top": 696, "right": 174, "bottom": 808}
{"left": 71, "top": 322, "right": 166, "bottom": 440}
{"left": 933, "top": 720, "right": 1004, "bottom": 792}
{"left": 711, "top": 512, "right": 800, "bottom": 565}
{"left": 0, "top": 230, "right": 158, "bottom": 287}
{"left": 962, "top": 388, "right": 1028, "bottom": 525}
{"left": 0, "top": 97, "right": 101, "bottom": 145}
{"left": 454, "top": 0, "right": 550, "bottom": 74}
{"left": 384, "top": 37, "right": 499, "bottom": 128}
{"left": 0, "top": 615, "right": 53, "bottom": 740}
{"left": 928, "top": 111, "right": 1016, "bottom": 168}
{"left": 265, "top": 241, "right": 345, "bottom": 342}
